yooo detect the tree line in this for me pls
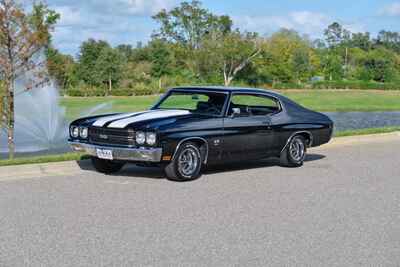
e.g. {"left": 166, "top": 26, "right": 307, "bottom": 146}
{"left": 46, "top": 1, "right": 400, "bottom": 96}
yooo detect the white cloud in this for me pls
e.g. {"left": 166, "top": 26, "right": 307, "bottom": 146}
{"left": 380, "top": 2, "right": 400, "bottom": 16}
{"left": 50, "top": 0, "right": 178, "bottom": 55}
{"left": 234, "top": 11, "right": 330, "bottom": 38}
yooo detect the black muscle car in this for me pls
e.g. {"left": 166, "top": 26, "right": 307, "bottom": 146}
{"left": 69, "top": 87, "right": 333, "bottom": 181}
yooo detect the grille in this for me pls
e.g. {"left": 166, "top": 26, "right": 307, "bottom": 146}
{"left": 89, "top": 127, "right": 135, "bottom": 147}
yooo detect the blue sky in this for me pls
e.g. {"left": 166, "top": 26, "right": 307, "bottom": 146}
{"left": 48, "top": 0, "right": 400, "bottom": 55}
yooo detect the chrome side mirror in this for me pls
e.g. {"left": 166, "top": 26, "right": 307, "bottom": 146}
{"left": 231, "top": 108, "right": 241, "bottom": 118}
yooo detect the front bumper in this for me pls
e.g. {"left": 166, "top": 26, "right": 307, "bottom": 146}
{"left": 69, "top": 142, "right": 162, "bottom": 162}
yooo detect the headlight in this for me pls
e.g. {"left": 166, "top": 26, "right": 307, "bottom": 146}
{"left": 70, "top": 126, "right": 79, "bottom": 138}
{"left": 79, "top": 127, "right": 88, "bottom": 139}
{"left": 136, "top": 131, "right": 146, "bottom": 145}
{"left": 146, "top": 132, "right": 157, "bottom": 146}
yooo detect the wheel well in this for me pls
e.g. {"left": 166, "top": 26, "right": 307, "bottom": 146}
{"left": 296, "top": 132, "right": 313, "bottom": 147}
{"left": 172, "top": 137, "right": 209, "bottom": 164}
{"left": 281, "top": 131, "right": 313, "bottom": 154}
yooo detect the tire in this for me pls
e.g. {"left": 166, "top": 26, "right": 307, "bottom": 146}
{"left": 165, "top": 142, "right": 203, "bottom": 181}
{"left": 280, "top": 135, "right": 307, "bottom": 167}
{"left": 91, "top": 157, "right": 125, "bottom": 174}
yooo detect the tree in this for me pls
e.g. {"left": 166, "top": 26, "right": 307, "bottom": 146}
{"left": 358, "top": 48, "right": 400, "bottom": 82}
{"left": 0, "top": 0, "right": 59, "bottom": 159}
{"left": 200, "top": 30, "right": 261, "bottom": 86}
{"left": 324, "top": 22, "right": 350, "bottom": 48}
{"left": 321, "top": 53, "right": 344, "bottom": 80}
{"left": 350, "top": 32, "right": 372, "bottom": 51}
{"left": 152, "top": 0, "right": 232, "bottom": 50}
{"left": 46, "top": 46, "right": 75, "bottom": 92}
{"left": 256, "top": 29, "right": 317, "bottom": 84}
{"left": 116, "top": 44, "right": 133, "bottom": 60}
{"left": 93, "top": 46, "right": 124, "bottom": 93}
{"left": 76, "top": 39, "right": 110, "bottom": 86}
{"left": 149, "top": 39, "right": 173, "bottom": 88}
{"left": 376, "top": 30, "right": 400, "bottom": 53}
{"left": 292, "top": 48, "right": 310, "bottom": 83}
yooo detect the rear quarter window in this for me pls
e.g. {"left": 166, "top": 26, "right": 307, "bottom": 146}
{"left": 230, "top": 94, "right": 281, "bottom": 116}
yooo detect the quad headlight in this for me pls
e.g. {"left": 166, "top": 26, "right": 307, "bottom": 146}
{"left": 146, "top": 132, "right": 157, "bottom": 146}
{"left": 70, "top": 126, "right": 79, "bottom": 138}
{"left": 79, "top": 127, "right": 88, "bottom": 139}
{"left": 70, "top": 126, "right": 88, "bottom": 139}
{"left": 136, "top": 131, "right": 146, "bottom": 145}
{"left": 136, "top": 131, "right": 157, "bottom": 146}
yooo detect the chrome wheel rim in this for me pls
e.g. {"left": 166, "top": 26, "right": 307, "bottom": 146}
{"left": 289, "top": 138, "right": 305, "bottom": 162}
{"left": 178, "top": 146, "right": 199, "bottom": 177}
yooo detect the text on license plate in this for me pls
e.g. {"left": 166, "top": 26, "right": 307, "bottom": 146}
{"left": 96, "top": 149, "right": 113, "bottom": 160}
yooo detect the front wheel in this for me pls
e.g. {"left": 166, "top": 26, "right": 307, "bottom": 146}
{"left": 91, "top": 157, "right": 125, "bottom": 174}
{"left": 165, "top": 142, "right": 203, "bottom": 181}
{"left": 280, "top": 135, "right": 307, "bottom": 167}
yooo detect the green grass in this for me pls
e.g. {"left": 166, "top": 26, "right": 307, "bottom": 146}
{"left": 280, "top": 90, "right": 400, "bottom": 112}
{"left": 334, "top": 127, "right": 400, "bottom": 137}
{"left": 61, "top": 95, "right": 160, "bottom": 120}
{"left": 0, "top": 152, "right": 87, "bottom": 167}
{"left": 61, "top": 90, "right": 400, "bottom": 120}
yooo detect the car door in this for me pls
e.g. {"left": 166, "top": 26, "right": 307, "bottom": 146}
{"left": 222, "top": 93, "right": 278, "bottom": 161}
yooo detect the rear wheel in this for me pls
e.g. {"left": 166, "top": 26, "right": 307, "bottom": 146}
{"left": 91, "top": 157, "right": 125, "bottom": 174}
{"left": 165, "top": 142, "right": 203, "bottom": 181}
{"left": 280, "top": 135, "right": 307, "bottom": 167}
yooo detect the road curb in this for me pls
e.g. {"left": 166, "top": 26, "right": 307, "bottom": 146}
{"left": 0, "top": 160, "right": 91, "bottom": 182}
{"left": 321, "top": 131, "right": 400, "bottom": 148}
{"left": 1, "top": 132, "right": 399, "bottom": 181}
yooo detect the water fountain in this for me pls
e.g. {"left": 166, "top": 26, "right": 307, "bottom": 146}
{"left": 0, "top": 71, "right": 114, "bottom": 158}
{"left": 0, "top": 79, "right": 69, "bottom": 156}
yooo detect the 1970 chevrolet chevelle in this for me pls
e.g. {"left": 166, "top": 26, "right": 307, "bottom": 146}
{"left": 69, "top": 87, "right": 333, "bottom": 181}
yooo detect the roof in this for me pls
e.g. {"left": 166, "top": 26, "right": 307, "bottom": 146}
{"left": 170, "top": 86, "right": 284, "bottom": 98}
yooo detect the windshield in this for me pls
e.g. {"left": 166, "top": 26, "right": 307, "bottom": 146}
{"left": 154, "top": 91, "right": 227, "bottom": 116}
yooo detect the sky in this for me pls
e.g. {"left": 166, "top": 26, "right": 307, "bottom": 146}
{"left": 47, "top": 0, "right": 400, "bottom": 56}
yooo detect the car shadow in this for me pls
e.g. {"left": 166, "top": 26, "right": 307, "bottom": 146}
{"left": 76, "top": 153, "right": 325, "bottom": 180}
{"left": 203, "top": 154, "right": 326, "bottom": 175}
{"left": 76, "top": 159, "right": 165, "bottom": 179}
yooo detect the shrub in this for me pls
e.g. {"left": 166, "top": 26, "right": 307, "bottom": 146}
{"left": 66, "top": 88, "right": 85, "bottom": 97}
{"left": 272, "top": 82, "right": 306, "bottom": 89}
{"left": 311, "top": 80, "right": 400, "bottom": 90}
{"left": 110, "top": 88, "right": 134, "bottom": 96}
{"left": 133, "top": 83, "right": 157, "bottom": 96}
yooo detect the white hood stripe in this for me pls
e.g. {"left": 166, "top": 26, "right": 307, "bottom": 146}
{"left": 108, "top": 110, "right": 190, "bottom": 128}
{"left": 93, "top": 111, "right": 148, "bottom": 127}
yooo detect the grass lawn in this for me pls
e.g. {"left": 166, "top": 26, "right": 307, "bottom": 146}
{"left": 333, "top": 126, "right": 400, "bottom": 137}
{"left": 281, "top": 90, "right": 400, "bottom": 112}
{"left": 61, "top": 90, "right": 400, "bottom": 120}
{"left": 0, "top": 152, "right": 86, "bottom": 167}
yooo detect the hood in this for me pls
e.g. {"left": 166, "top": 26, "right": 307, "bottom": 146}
{"left": 88, "top": 109, "right": 195, "bottom": 129}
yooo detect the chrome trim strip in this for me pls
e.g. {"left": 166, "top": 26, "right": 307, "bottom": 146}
{"left": 171, "top": 137, "right": 209, "bottom": 164}
{"left": 69, "top": 142, "right": 162, "bottom": 162}
{"left": 280, "top": 131, "right": 313, "bottom": 154}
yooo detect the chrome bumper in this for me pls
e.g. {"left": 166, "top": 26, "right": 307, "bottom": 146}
{"left": 69, "top": 142, "right": 162, "bottom": 162}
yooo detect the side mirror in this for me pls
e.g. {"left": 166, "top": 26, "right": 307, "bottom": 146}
{"left": 231, "top": 108, "right": 241, "bottom": 118}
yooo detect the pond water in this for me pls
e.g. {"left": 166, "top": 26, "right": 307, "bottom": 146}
{"left": 325, "top": 112, "right": 400, "bottom": 132}
{"left": 1, "top": 111, "right": 400, "bottom": 159}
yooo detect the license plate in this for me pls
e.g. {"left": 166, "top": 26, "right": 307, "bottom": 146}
{"left": 96, "top": 149, "right": 113, "bottom": 160}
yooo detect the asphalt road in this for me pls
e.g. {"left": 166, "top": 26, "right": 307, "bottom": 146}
{"left": 1, "top": 137, "right": 400, "bottom": 266}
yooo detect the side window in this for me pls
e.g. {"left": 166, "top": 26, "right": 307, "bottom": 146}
{"left": 229, "top": 94, "right": 280, "bottom": 116}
